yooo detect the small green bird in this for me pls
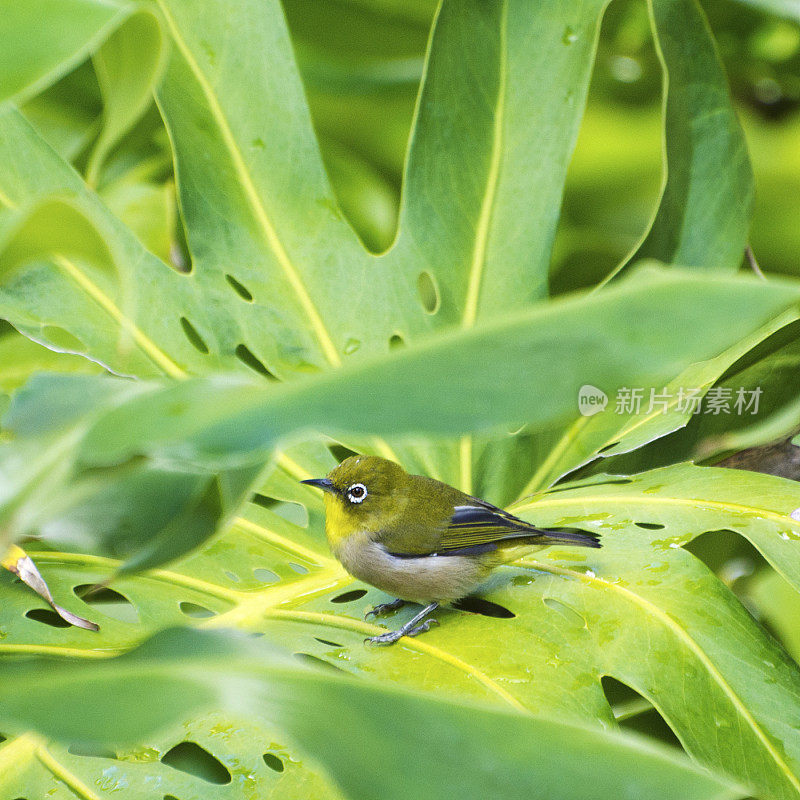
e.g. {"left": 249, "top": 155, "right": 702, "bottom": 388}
{"left": 302, "top": 455, "right": 600, "bottom": 645}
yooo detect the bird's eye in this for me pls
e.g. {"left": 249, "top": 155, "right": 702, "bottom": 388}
{"left": 346, "top": 483, "right": 368, "bottom": 503}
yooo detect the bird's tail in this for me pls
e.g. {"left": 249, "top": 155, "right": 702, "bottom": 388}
{"left": 528, "top": 527, "right": 601, "bottom": 548}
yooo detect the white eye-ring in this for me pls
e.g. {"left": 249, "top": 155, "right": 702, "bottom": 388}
{"left": 346, "top": 483, "right": 368, "bottom": 503}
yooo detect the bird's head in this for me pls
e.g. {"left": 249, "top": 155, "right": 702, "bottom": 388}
{"left": 302, "top": 455, "right": 408, "bottom": 543}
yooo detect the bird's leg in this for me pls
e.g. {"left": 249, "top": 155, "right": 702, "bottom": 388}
{"left": 366, "top": 602, "right": 440, "bottom": 645}
{"left": 364, "top": 597, "right": 406, "bottom": 620}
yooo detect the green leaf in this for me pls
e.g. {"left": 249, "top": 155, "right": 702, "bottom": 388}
{"left": 12, "top": 269, "right": 799, "bottom": 471}
{"left": 0, "top": 628, "right": 747, "bottom": 800}
{"left": 3, "top": 454, "right": 800, "bottom": 797}
{"left": 518, "top": 309, "right": 800, "bottom": 495}
{"left": 0, "top": 108, "right": 220, "bottom": 377}
{"left": 20, "top": 62, "right": 101, "bottom": 162}
{"left": 749, "top": 568, "right": 800, "bottom": 663}
{"left": 0, "top": 327, "right": 99, "bottom": 397}
{"left": 87, "top": 8, "right": 168, "bottom": 185}
{"left": 605, "top": 316, "right": 800, "bottom": 475}
{"left": 0, "top": 0, "right": 168, "bottom": 190}
{"left": 1, "top": 2, "right": 798, "bottom": 799}
{"left": 154, "top": 0, "right": 401, "bottom": 373}
{"left": 611, "top": 0, "right": 753, "bottom": 278}
{"left": 390, "top": 0, "right": 610, "bottom": 315}
{"left": 0, "top": 0, "right": 127, "bottom": 106}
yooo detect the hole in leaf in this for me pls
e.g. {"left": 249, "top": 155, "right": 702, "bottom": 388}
{"left": 294, "top": 652, "right": 345, "bottom": 672}
{"left": 452, "top": 597, "right": 515, "bottom": 618}
{"left": 389, "top": 334, "right": 405, "bottom": 348}
{"left": 161, "top": 742, "right": 231, "bottom": 784}
{"left": 263, "top": 753, "right": 285, "bottom": 772}
{"left": 331, "top": 588, "right": 367, "bottom": 603}
{"left": 74, "top": 585, "right": 139, "bottom": 624}
{"left": 26, "top": 608, "right": 71, "bottom": 628}
{"left": 251, "top": 493, "right": 278, "bottom": 510}
{"left": 417, "top": 270, "right": 440, "bottom": 313}
{"left": 600, "top": 677, "right": 682, "bottom": 749}
{"left": 224, "top": 570, "right": 240, "bottom": 583}
{"left": 328, "top": 444, "right": 359, "bottom": 463}
{"left": 179, "top": 602, "right": 216, "bottom": 619}
{"left": 68, "top": 743, "right": 116, "bottom": 759}
{"left": 684, "top": 529, "right": 767, "bottom": 577}
{"left": 315, "top": 637, "right": 344, "bottom": 648}
{"left": 179, "top": 317, "right": 209, "bottom": 354}
{"left": 289, "top": 562, "right": 308, "bottom": 574}
{"left": 597, "top": 441, "right": 621, "bottom": 454}
{"left": 601, "top": 675, "right": 644, "bottom": 708}
{"left": 250, "top": 496, "right": 309, "bottom": 525}
{"left": 225, "top": 273, "right": 253, "bottom": 301}
{"left": 344, "top": 338, "right": 361, "bottom": 355}
{"left": 164, "top": 795, "right": 181, "bottom": 800}
{"left": 235, "top": 343, "right": 276, "bottom": 379}
{"left": 634, "top": 522, "right": 666, "bottom": 530}
{"left": 0, "top": 733, "right": 6, "bottom": 743}
{"left": 253, "top": 568, "right": 279, "bottom": 584}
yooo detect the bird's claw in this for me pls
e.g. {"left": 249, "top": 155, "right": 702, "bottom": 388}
{"left": 364, "top": 617, "right": 439, "bottom": 646}
{"left": 406, "top": 618, "right": 439, "bottom": 637}
{"left": 364, "top": 598, "right": 405, "bottom": 620}
{"left": 365, "top": 630, "right": 404, "bottom": 645}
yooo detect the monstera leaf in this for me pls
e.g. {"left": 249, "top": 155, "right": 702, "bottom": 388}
{"left": 0, "top": 628, "right": 748, "bottom": 800}
{"left": 1, "top": 1, "right": 800, "bottom": 800}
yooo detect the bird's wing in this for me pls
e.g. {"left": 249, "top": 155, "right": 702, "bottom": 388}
{"left": 382, "top": 499, "right": 552, "bottom": 557}
{"left": 438, "top": 500, "right": 547, "bottom": 552}
{"left": 379, "top": 483, "right": 601, "bottom": 558}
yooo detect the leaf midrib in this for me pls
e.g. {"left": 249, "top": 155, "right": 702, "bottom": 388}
{"left": 514, "top": 492, "right": 797, "bottom": 532}
{"left": 9, "top": 553, "right": 527, "bottom": 713}
{"left": 265, "top": 608, "right": 527, "bottom": 711}
{"left": 54, "top": 255, "right": 186, "bottom": 378}
{"left": 0, "top": 734, "right": 102, "bottom": 800}
{"left": 456, "top": 1, "right": 507, "bottom": 495}
{"left": 154, "top": 0, "right": 341, "bottom": 368}
{"left": 461, "top": 0, "right": 507, "bottom": 329}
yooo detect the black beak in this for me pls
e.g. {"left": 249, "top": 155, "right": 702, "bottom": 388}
{"left": 301, "top": 478, "right": 337, "bottom": 494}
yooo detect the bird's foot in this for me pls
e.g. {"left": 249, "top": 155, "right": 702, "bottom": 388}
{"left": 365, "top": 618, "right": 439, "bottom": 646}
{"left": 364, "top": 602, "right": 440, "bottom": 646}
{"left": 364, "top": 598, "right": 405, "bottom": 620}
{"left": 366, "top": 629, "right": 405, "bottom": 645}
{"left": 405, "top": 618, "right": 439, "bottom": 637}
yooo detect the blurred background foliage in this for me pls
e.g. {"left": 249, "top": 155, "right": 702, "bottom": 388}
{"left": 2, "top": 0, "right": 800, "bottom": 758}
{"left": 9, "top": 0, "right": 800, "bottom": 273}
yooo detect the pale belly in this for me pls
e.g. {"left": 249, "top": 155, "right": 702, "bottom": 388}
{"left": 333, "top": 531, "right": 493, "bottom": 603}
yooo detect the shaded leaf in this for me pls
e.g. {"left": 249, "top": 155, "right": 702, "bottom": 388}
{"left": 87, "top": 8, "right": 168, "bottom": 184}
{"left": 0, "top": 628, "right": 747, "bottom": 800}
{"left": 0, "top": 0, "right": 127, "bottom": 106}
{"left": 611, "top": 0, "right": 753, "bottom": 278}
{"left": 518, "top": 309, "right": 800, "bottom": 495}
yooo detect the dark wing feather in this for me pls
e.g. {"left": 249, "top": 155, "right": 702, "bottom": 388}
{"left": 440, "top": 500, "right": 600, "bottom": 552}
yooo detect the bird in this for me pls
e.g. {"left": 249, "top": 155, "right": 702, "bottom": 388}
{"left": 302, "top": 455, "right": 600, "bottom": 645}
